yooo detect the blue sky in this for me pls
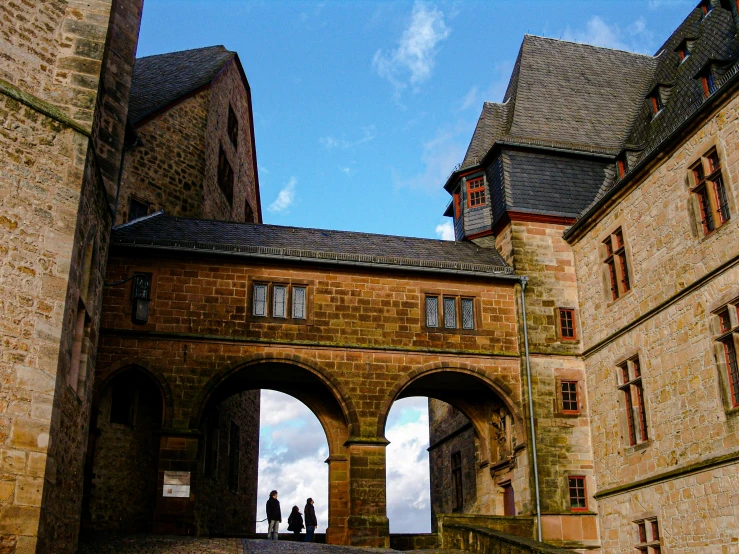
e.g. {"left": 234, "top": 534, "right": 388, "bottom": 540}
{"left": 137, "top": 0, "right": 700, "bottom": 533}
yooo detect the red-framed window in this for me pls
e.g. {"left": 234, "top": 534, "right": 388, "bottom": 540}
{"left": 635, "top": 517, "right": 661, "bottom": 553}
{"left": 453, "top": 190, "right": 461, "bottom": 219}
{"left": 616, "top": 155, "right": 628, "bottom": 179}
{"left": 567, "top": 476, "right": 587, "bottom": 512}
{"left": 618, "top": 356, "right": 649, "bottom": 446}
{"left": 677, "top": 40, "right": 690, "bottom": 62}
{"left": 701, "top": 69, "right": 718, "bottom": 98}
{"left": 649, "top": 92, "right": 663, "bottom": 116}
{"left": 700, "top": 0, "right": 712, "bottom": 17}
{"left": 559, "top": 308, "right": 576, "bottom": 340}
{"left": 561, "top": 381, "right": 579, "bottom": 414}
{"left": 603, "top": 228, "right": 631, "bottom": 300}
{"left": 715, "top": 305, "right": 739, "bottom": 408}
{"left": 691, "top": 148, "right": 730, "bottom": 235}
{"left": 466, "top": 177, "right": 486, "bottom": 208}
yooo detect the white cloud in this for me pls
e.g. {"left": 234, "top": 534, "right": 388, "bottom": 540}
{"left": 562, "top": 16, "right": 654, "bottom": 54}
{"left": 395, "top": 124, "right": 468, "bottom": 192}
{"left": 268, "top": 177, "right": 296, "bottom": 214}
{"left": 386, "top": 397, "right": 430, "bottom": 533}
{"left": 457, "top": 86, "right": 479, "bottom": 112}
{"left": 373, "top": 1, "right": 450, "bottom": 96}
{"left": 435, "top": 221, "right": 454, "bottom": 241}
{"left": 339, "top": 166, "right": 354, "bottom": 176}
{"left": 320, "top": 126, "right": 376, "bottom": 151}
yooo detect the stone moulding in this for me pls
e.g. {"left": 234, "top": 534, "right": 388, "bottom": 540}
{"left": 0, "top": 78, "right": 92, "bottom": 136}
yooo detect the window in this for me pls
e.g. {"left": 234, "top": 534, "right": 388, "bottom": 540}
{"left": 292, "top": 287, "right": 306, "bottom": 319}
{"left": 245, "top": 200, "right": 254, "bottom": 223}
{"left": 426, "top": 296, "right": 440, "bottom": 328}
{"left": 634, "top": 517, "right": 661, "bottom": 553}
{"left": 451, "top": 451, "right": 463, "bottom": 511}
{"left": 700, "top": 0, "right": 712, "bottom": 17}
{"left": 559, "top": 308, "right": 576, "bottom": 340}
{"left": 561, "top": 381, "right": 580, "bottom": 414}
{"left": 253, "top": 282, "right": 308, "bottom": 320}
{"left": 616, "top": 155, "right": 628, "bottom": 179}
{"left": 466, "top": 177, "right": 486, "bottom": 207}
{"left": 714, "top": 302, "right": 739, "bottom": 408}
{"left": 131, "top": 273, "right": 152, "bottom": 324}
{"left": 253, "top": 284, "right": 268, "bottom": 316}
{"left": 691, "top": 148, "right": 730, "bottom": 235}
{"left": 568, "top": 476, "right": 587, "bottom": 512}
{"left": 228, "top": 421, "right": 240, "bottom": 493}
{"left": 603, "top": 227, "right": 631, "bottom": 300}
{"left": 701, "top": 68, "right": 718, "bottom": 97}
{"left": 677, "top": 40, "right": 690, "bottom": 62}
{"left": 217, "top": 145, "right": 234, "bottom": 205}
{"left": 649, "top": 91, "right": 663, "bottom": 116}
{"left": 461, "top": 298, "right": 475, "bottom": 330}
{"left": 444, "top": 297, "right": 457, "bottom": 328}
{"left": 273, "top": 285, "right": 287, "bottom": 318}
{"left": 227, "top": 104, "right": 238, "bottom": 149}
{"left": 453, "top": 190, "right": 461, "bottom": 219}
{"left": 129, "top": 197, "right": 150, "bottom": 222}
{"left": 618, "top": 356, "right": 649, "bottom": 446}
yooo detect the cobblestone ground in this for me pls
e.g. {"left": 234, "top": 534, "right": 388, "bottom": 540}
{"left": 78, "top": 535, "right": 467, "bottom": 554}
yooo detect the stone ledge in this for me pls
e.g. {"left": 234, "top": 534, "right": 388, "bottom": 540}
{"left": 442, "top": 523, "right": 571, "bottom": 553}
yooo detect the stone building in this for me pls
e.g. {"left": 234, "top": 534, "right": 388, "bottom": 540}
{"left": 433, "top": 0, "right": 739, "bottom": 551}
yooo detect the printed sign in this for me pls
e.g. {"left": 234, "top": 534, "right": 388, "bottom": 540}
{"left": 162, "top": 470, "right": 191, "bottom": 498}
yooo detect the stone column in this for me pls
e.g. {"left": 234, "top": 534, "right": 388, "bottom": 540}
{"left": 152, "top": 432, "right": 199, "bottom": 535}
{"left": 345, "top": 439, "right": 389, "bottom": 547}
{"left": 325, "top": 454, "right": 349, "bottom": 544}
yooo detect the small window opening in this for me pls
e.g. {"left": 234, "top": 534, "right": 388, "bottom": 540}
{"left": 443, "top": 297, "right": 457, "bottom": 329}
{"left": 129, "top": 197, "right": 151, "bottom": 222}
{"left": 453, "top": 190, "right": 462, "bottom": 219}
{"left": 616, "top": 155, "right": 628, "bottom": 179}
{"left": 292, "top": 287, "right": 307, "bottom": 319}
{"left": 561, "top": 381, "right": 580, "bottom": 414}
{"left": 426, "top": 296, "right": 439, "bottom": 328}
{"left": 559, "top": 308, "right": 576, "bottom": 340}
{"left": 649, "top": 91, "right": 664, "bottom": 117}
{"left": 461, "top": 298, "right": 475, "bottom": 330}
{"left": 700, "top": 0, "right": 713, "bottom": 17}
{"left": 253, "top": 284, "right": 268, "bottom": 317}
{"left": 466, "top": 177, "right": 486, "bottom": 208}
{"left": 568, "top": 476, "right": 587, "bottom": 511}
{"left": 701, "top": 69, "right": 718, "bottom": 97}
{"left": 678, "top": 40, "right": 691, "bottom": 62}
{"left": 217, "top": 145, "right": 234, "bottom": 205}
{"left": 635, "top": 517, "right": 661, "bottom": 552}
{"left": 131, "top": 273, "right": 152, "bottom": 324}
{"left": 227, "top": 104, "right": 238, "bottom": 149}
{"left": 451, "top": 451, "right": 463, "bottom": 511}
{"left": 618, "top": 356, "right": 649, "bottom": 446}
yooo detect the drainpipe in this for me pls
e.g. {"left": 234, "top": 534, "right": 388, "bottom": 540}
{"left": 112, "top": 123, "right": 142, "bottom": 227}
{"left": 519, "top": 276, "right": 542, "bottom": 542}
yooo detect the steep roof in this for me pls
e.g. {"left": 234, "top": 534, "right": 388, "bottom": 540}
{"left": 127, "top": 45, "right": 235, "bottom": 124}
{"left": 461, "top": 101, "right": 512, "bottom": 169}
{"left": 112, "top": 212, "right": 514, "bottom": 277}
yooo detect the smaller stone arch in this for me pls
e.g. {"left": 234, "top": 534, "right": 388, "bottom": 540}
{"left": 94, "top": 359, "right": 174, "bottom": 427}
{"left": 377, "top": 361, "right": 522, "bottom": 439}
{"left": 189, "top": 352, "right": 361, "bottom": 439}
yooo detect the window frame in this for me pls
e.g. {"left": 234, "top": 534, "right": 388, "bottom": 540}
{"left": 558, "top": 307, "right": 577, "bottom": 341}
{"left": 567, "top": 475, "right": 588, "bottom": 512}
{"left": 602, "top": 227, "right": 632, "bottom": 301}
{"left": 633, "top": 516, "right": 662, "bottom": 553}
{"left": 712, "top": 299, "right": 739, "bottom": 410}
{"left": 677, "top": 40, "right": 690, "bottom": 62}
{"left": 466, "top": 176, "right": 486, "bottom": 208}
{"left": 128, "top": 196, "right": 151, "bottom": 222}
{"left": 249, "top": 280, "right": 312, "bottom": 324}
{"left": 616, "top": 155, "right": 628, "bottom": 179}
{"left": 451, "top": 450, "right": 463, "bottom": 512}
{"left": 617, "top": 356, "right": 649, "bottom": 447}
{"left": 649, "top": 91, "right": 663, "bottom": 117}
{"left": 560, "top": 380, "right": 580, "bottom": 415}
{"left": 690, "top": 147, "right": 731, "bottom": 236}
{"left": 423, "top": 292, "right": 479, "bottom": 333}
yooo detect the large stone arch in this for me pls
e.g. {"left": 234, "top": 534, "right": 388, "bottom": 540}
{"left": 378, "top": 361, "right": 522, "bottom": 437}
{"left": 189, "top": 352, "right": 360, "bottom": 443}
{"left": 93, "top": 358, "right": 174, "bottom": 427}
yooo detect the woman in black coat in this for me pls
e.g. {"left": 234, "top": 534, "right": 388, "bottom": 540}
{"left": 304, "top": 498, "right": 317, "bottom": 542}
{"left": 287, "top": 505, "right": 304, "bottom": 537}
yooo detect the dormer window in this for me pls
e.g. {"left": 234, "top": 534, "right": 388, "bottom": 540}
{"left": 700, "top": 68, "right": 718, "bottom": 97}
{"left": 677, "top": 40, "right": 691, "bottom": 62}
{"left": 466, "top": 177, "right": 486, "bottom": 208}
{"left": 700, "top": 0, "right": 713, "bottom": 17}
{"left": 649, "top": 91, "right": 664, "bottom": 117}
{"left": 453, "top": 189, "right": 462, "bottom": 218}
{"left": 616, "top": 154, "right": 628, "bottom": 179}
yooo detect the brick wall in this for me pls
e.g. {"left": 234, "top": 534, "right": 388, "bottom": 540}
{"left": 116, "top": 91, "right": 210, "bottom": 225}
{"left": 568, "top": 70, "right": 739, "bottom": 550}
{"left": 196, "top": 390, "right": 260, "bottom": 535}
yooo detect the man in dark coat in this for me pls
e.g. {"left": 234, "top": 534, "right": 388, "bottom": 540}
{"left": 304, "top": 498, "right": 317, "bottom": 542}
{"left": 266, "top": 490, "right": 281, "bottom": 540}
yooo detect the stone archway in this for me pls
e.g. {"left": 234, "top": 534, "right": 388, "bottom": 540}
{"left": 189, "top": 357, "right": 356, "bottom": 544}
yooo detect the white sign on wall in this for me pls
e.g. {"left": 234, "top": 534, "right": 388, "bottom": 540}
{"left": 162, "top": 470, "right": 191, "bottom": 498}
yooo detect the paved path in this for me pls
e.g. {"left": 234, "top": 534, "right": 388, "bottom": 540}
{"left": 78, "top": 535, "right": 467, "bottom": 554}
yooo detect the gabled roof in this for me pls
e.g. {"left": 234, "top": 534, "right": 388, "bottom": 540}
{"left": 128, "top": 45, "right": 235, "bottom": 124}
{"left": 112, "top": 212, "right": 515, "bottom": 277}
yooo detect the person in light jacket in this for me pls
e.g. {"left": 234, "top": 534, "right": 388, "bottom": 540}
{"left": 287, "top": 505, "right": 304, "bottom": 537}
{"left": 266, "top": 490, "right": 281, "bottom": 540}
{"left": 304, "top": 498, "right": 317, "bottom": 542}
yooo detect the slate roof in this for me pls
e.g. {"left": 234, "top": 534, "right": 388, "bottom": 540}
{"left": 128, "top": 46, "right": 235, "bottom": 124}
{"left": 112, "top": 212, "right": 515, "bottom": 277}
{"left": 461, "top": 101, "right": 512, "bottom": 168}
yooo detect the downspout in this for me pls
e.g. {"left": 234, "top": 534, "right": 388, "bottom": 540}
{"left": 112, "top": 123, "right": 142, "bottom": 227}
{"left": 519, "top": 276, "right": 542, "bottom": 542}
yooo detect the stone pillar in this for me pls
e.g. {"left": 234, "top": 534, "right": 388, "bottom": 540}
{"left": 152, "top": 432, "right": 199, "bottom": 535}
{"left": 325, "top": 454, "right": 349, "bottom": 544}
{"left": 345, "top": 440, "right": 389, "bottom": 547}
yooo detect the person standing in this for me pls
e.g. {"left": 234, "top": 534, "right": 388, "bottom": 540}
{"left": 266, "top": 490, "right": 281, "bottom": 540}
{"left": 287, "top": 505, "right": 304, "bottom": 537}
{"left": 304, "top": 498, "right": 317, "bottom": 543}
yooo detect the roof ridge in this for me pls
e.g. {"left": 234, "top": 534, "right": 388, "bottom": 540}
{"left": 135, "top": 44, "right": 231, "bottom": 60}
{"left": 523, "top": 33, "right": 655, "bottom": 58}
